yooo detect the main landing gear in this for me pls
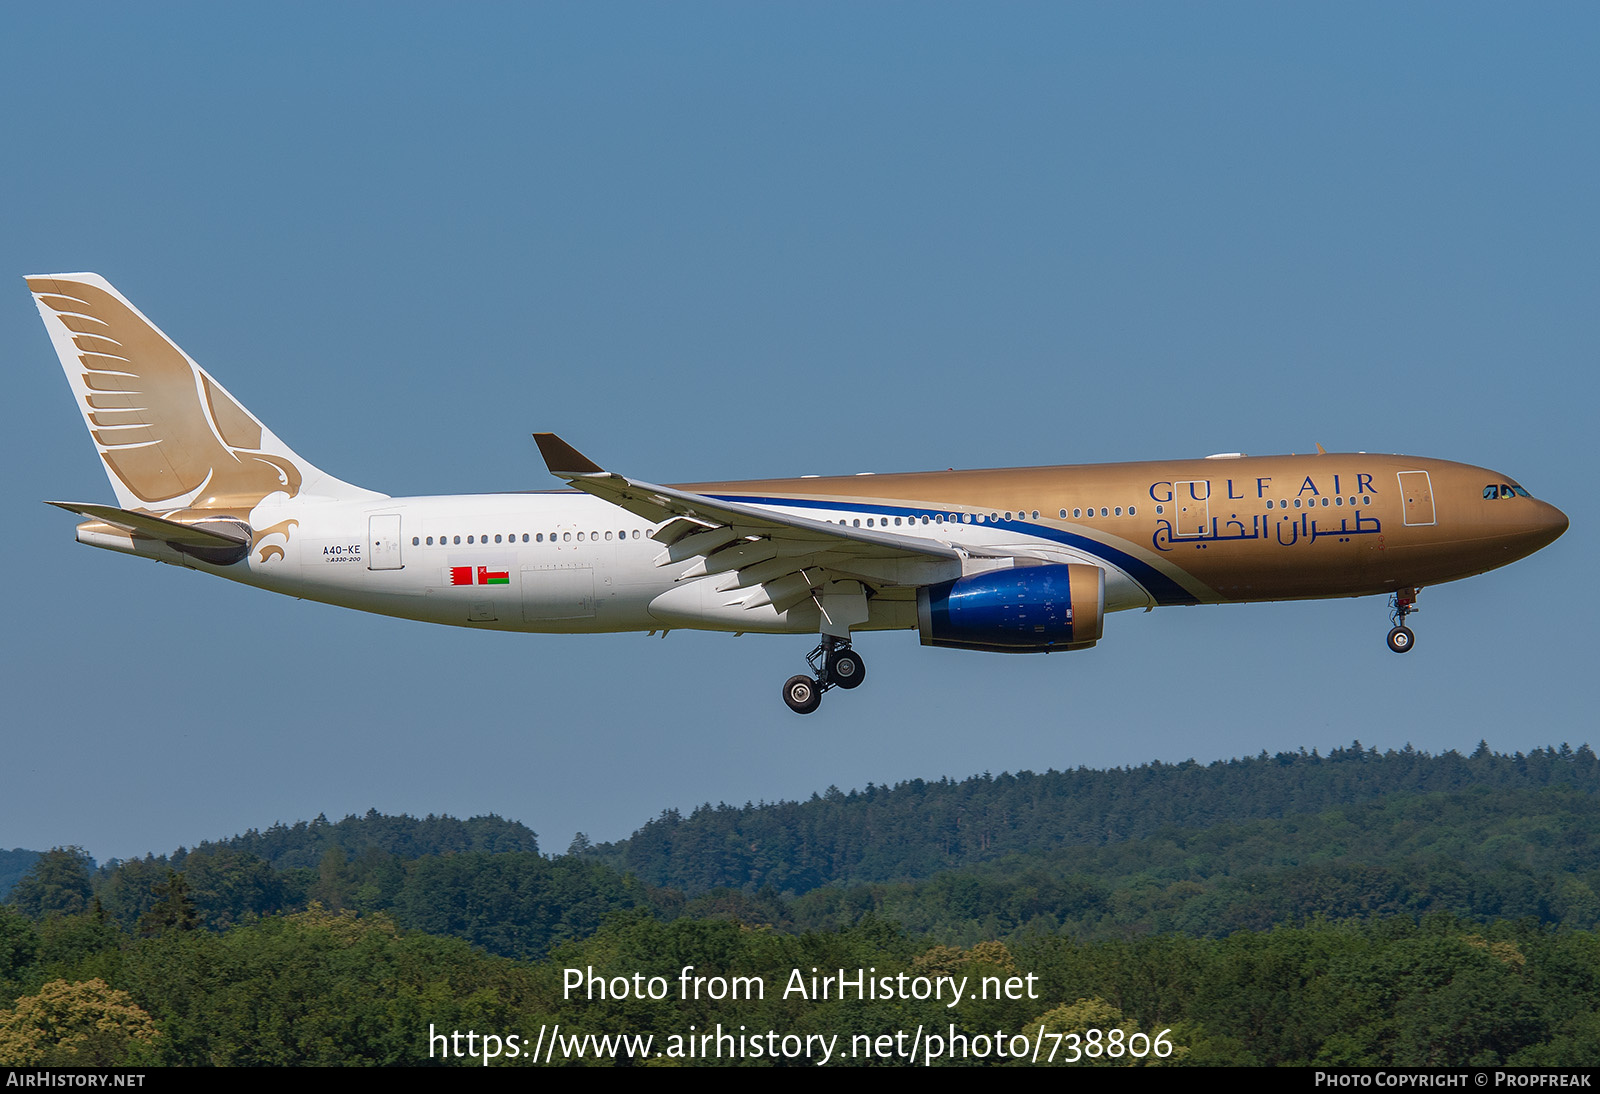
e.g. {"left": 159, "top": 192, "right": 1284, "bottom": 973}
{"left": 1386, "top": 588, "right": 1419, "bottom": 654}
{"left": 782, "top": 636, "right": 866, "bottom": 714}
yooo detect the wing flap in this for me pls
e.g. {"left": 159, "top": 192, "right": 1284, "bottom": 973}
{"left": 533, "top": 433, "right": 971, "bottom": 618}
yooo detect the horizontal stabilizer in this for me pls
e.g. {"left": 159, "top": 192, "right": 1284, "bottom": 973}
{"left": 47, "top": 501, "right": 250, "bottom": 549}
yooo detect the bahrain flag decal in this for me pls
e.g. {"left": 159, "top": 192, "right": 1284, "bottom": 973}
{"left": 447, "top": 566, "right": 510, "bottom": 586}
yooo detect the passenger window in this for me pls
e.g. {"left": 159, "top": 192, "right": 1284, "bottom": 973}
{"left": 426, "top": 536, "right": 434, "bottom": 545}
{"left": 563, "top": 533, "right": 571, "bottom": 542}
{"left": 1129, "top": 506, "right": 1136, "bottom": 516}
{"left": 453, "top": 536, "right": 461, "bottom": 545}
{"left": 605, "top": 531, "right": 613, "bottom": 541}
{"left": 494, "top": 535, "right": 502, "bottom": 543}
{"left": 1321, "top": 498, "right": 1329, "bottom": 507}
{"left": 1115, "top": 507, "right": 1122, "bottom": 516}
{"left": 467, "top": 535, "right": 474, "bottom": 544}
{"left": 523, "top": 534, "right": 529, "bottom": 542}
{"left": 536, "top": 534, "right": 543, "bottom": 542}
{"left": 1267, "top": 500, "right": 1275, "bottom": 509}
{"left": 1100, "top": 508, "right": 1108, "bottom": 517}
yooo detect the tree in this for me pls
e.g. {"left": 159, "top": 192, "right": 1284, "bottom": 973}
{"left": 0, "top": 978, "right": 159, "bottom": 1065}
{"left": 5, "top": 848, "right": 92, "bottom": 919}
{"left": 137, "top": 871, "right": 198, "bottom": 936}
{"left": 0, "top": 906, "right": 38, "bottom": 986}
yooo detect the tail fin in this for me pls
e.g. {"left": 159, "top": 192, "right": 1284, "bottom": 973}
{"left": 28, "top": 273, "right": 384, "bottom": 512}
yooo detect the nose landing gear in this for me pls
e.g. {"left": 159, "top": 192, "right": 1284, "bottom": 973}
{"left": 1386, "top": 588, "right": 1419, "bottom": 653}
{"left": 781, "top": 636, "right": 867, "bottom": 714}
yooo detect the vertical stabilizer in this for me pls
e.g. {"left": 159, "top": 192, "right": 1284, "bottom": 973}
{"left": 28, "top": 273, "right": 384, "bottom": 511}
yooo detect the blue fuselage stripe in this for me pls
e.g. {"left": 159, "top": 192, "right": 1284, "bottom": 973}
{"left": 707, "top": 494, "right": 1201, "bottom": 606}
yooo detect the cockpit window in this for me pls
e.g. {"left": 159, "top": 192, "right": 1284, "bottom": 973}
{"left": 1483, "top": 485, "right": 1499, "bottom": 500}
{"left": 1511, "top": 485, "right": 1531, "bottom": 498}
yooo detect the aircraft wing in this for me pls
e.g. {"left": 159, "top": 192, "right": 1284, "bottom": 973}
{"left": 535, "top": 433, "right": 971, "bottom": 613}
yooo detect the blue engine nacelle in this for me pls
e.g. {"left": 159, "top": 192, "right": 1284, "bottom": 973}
{"left": 916, "top": 563, "right": 1105, "bottom": 653}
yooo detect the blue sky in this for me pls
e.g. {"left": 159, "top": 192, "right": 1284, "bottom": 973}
{"left": 2, "top": 4, "right": 1594, "bottom": 863}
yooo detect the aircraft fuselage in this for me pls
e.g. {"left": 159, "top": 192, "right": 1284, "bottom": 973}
{"left": 76, "top": 451, "right": 1565, "bottom": 636}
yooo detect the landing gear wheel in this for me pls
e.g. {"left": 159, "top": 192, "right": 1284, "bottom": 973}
{"left": 783, "top": 674, "right": 823, "bottom": 714}
{"left": 828, "top": 649, "right": 866, "bottom": 689}
{"left": 1387, "top": 626, "right": 1415, "bottom": 654}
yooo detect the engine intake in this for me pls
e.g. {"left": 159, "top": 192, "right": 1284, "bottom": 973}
{"left": 917, "top": 563, "right": 1104, "bottom": 653}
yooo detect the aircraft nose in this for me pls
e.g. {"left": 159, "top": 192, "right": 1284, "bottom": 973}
{"left": 1526, "top": 500, "right": 1568, "bottom": 550}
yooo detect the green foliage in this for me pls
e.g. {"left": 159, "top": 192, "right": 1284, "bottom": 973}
{"left": 116, "top": 906, "right": 536, "bottom": 1065}
{"left": 28, "top": 912, "right": 124, "bottom": 991}
{"left": 175, "top": 809, "right": 540, "bottom": 871}
{"left": 393, "top": 852, "right": 654, "bottom": 959}
{"left": 6, "top": 747, "right": 1596, "bottom": 1065}
{"left": 0, "top": 906, "right": 39, "bottom": 996}
{"left": 601, "top": 743, "right": 1600, "bottom": 894}
{"left": 776, "top": 786, "right": 1600, "bottom": 942}
{"left": 0, "top": 851, "right": 42, "bottom": 904}
{"left": 6, "top": 848, "right": 94, "bottom": 919}
{"left": 137, "top": 872, "right": 199, "bottom": 936}
{"left": 0, "top": 978, "right": 159, "bottom": 1066}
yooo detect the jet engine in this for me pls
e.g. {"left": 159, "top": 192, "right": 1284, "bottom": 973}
{"left": 916, "top": 562, "right": 1104, "bottom": 653}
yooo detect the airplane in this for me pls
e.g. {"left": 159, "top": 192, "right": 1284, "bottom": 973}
{"left": 30, "top": 273, "right": 1569, "bottom": 714}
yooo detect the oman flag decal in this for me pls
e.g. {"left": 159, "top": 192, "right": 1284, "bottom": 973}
{"left": 446, "top": 566, "right": 510, "bottom": 586}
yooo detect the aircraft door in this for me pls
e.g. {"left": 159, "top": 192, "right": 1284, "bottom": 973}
{"left": 368, "top": 514, "right": 404, "bottom": 569}
{"left": 1398, "top": 471, "right": 1436, "bottom": 527}
{"left": 1173, "top": 480, "right": 1210, "bottom": 537}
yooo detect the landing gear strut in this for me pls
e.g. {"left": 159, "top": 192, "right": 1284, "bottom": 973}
{"left": 1386, "top": 588, "right": 1419, "bottom": 654}
{"left": 781, "top": 636, "right": 867, "bottom": 714}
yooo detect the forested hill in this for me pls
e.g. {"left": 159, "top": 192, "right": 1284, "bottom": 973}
{"left": 590, "top": 741, "right": 1600, "bottom": 894}
{"left": 0, "top": 813, "right": 537, "bottom": 903}
{"left": 168, "top": 809, "right": 539, "bottom": 870}
{"left": 6, "top": 743, "right": 1600, "bottom": 962}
